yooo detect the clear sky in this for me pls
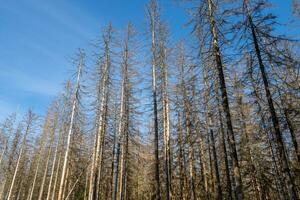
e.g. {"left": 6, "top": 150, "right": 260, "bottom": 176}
{"left": 0, "top": 0, "right": 298, "bottom": 120}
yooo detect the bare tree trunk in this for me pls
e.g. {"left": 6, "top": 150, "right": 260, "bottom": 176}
{"left": 57, "top": 50, "right": 84, "bottom": 200}
{"left": 27, "top": 129, "right": 49, "bottom": 200}
{"left": 181, "top": 76, "right": 196, "bottom": 200}
{"left": 7, "top": 110, "right": 33, "bottom": 200}
{"left": 210, "top": 129, "right": 222, "bottom": 200}
{"left": 27, "top": 155, "right": 41, "bottom": 200}
{"left": 244, "top": 3, "right": 298, "bottom": 198}
{"left": 217, "top": 101, "right": 232, "bottom": 200}
{"left": 113, "top": 63, "right": 126, "bottom": 200}
{"left": 88, "top": 25, "right": 112, "bottom": 200}
{"left": 159, "top": 25, "right": 172, "bottom": 200}
{"left": 38, "top": 115, "right": 57, "bottom": 200}
{"left": 147, "top": 1, "right": 161, "bottom": 199}
{"left": 280, "top": 94, "right": 300, "bottom": 166}
{"left": 118, "top": 24, "right": 132, "bottom": 200}
{"left": 51, "top": 147, "right": 63, "bottom": 200}
{"left": 46, "top": 119, "right": 64, "bottom": 200}
{"left": 236, "top": 90, "right": 262, "bottom": 200}
{"left": 249, "top": 64, "right": 287, "bottom": 200}
{"left": 177, "top": 113, "right": 184, "bottom": 200}
{"left": 207, "top": 129, "right": 214, "bottom": 199}
{"left": 206, "top": 0, "right": 243, "bottom": 199}
{"left": 110, "top": 103, "right": 118, "bottom": 200}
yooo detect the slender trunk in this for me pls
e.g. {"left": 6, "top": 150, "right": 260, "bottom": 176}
{"left": 160, "top": 44, "right": 171, "bottom": 200}
{"left": 118, "top": 28, "right": 131, "bottom": 200}
{"left": 27, "top": 156, "right": 41, "bottom": 200}
{"left": 245, "top": 4, "right": 298, "bottom": 198}
{"left": 149, "top": 2, "right": 161, "bottom": 198}
{"left": 208, "top": 129, "right": 214, "bottom": 198}
{"left": 89, "top": 27, "right": 111, "bottom": 199}
{"left": 51, "top": 147, "right": 63, "bottom": 200}
{"left": 207, "top": 0, "right": 243, "bottom": 199}
{"left": 182, "top": 85, "right": 196, "bottom": 199}
{"left": 38, "top": 124, "right": 56, "bottom": 200}
{"left": 7, "top": 113, "right": 32, "bottom": 200}
{"left": 113, "top": 79, "right": 126, "bottom": 200}
{"left": 110, "top": 106, "right": 118, "bottom": 200}
{"left": 281, "top": 97, "right": 300, "bottom": 165}
{"left": 237, "top": 93, "right": 262, "bottom": 200}
{"left": 46, "top": 122, "right": 64, "bottom": 200}
{"left": 57, "top": 52, "right": 83, "bottom": 200}
{"left": 177, "top": 113, "right": 184, "bottom": 200}
{"left": 198, "top": 136, "right": 209, "bottom": 200}
{"left": 95, "top": 99, "right": 109, "bottom": 199}
{"left": 217, "top": 103, "right": 232, "bottom": 200}
{"left": 249, "top": 66, "right": 287, "bottom": 200}
{"left": 210, "top": 129, "right": 222, "bottom": 200}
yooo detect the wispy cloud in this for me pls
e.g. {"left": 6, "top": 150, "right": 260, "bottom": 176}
{"left": 0, "top": 67, "right": 60, "bottom": 97}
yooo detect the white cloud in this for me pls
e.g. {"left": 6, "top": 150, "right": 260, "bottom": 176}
{"left": 0, "top": 67, "right": 60, "bottom": 97}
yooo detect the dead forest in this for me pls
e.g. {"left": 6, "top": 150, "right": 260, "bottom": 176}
{"left": 0, "top": 0, "right": 300, "bottom": 199}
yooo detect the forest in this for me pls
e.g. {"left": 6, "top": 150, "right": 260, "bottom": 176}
{"left": 0, "top": 0, "right": 300, "bottom": 199}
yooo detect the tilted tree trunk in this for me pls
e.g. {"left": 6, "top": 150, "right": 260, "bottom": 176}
{"left": 210, "top": 129, "right": 222, "bottom": 200}
{"left": 57, "top": 50, "right": 84, "bottom": 200}
{"left": 280, "top": 93, "right": 300, "bottom": 166}
{"left": 216, "top": 94, "right": 232, "bottom": 200}
{"left": 51, "top": 146, "right": 63, "bottom": 200}
{"left": 243, "top": 2, "right": 298, "bottom": 199}
{"left": 249, "top": 73, "right": 287, "bottom": 200}
{"left": 206, "top": 0, "right": 243, "bottom": 199}
{"left": 38, "top": 112, "right": 58, "bottom": 200}
{"left": 7, "top": 110, "right": 34, "bottom": 200}
{"left": 46, "top": 113, "right": 65, "bottom": 200}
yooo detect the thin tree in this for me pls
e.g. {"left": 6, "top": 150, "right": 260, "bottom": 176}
{"left": 57, "top": 49, "right": 85, "bottom": 200}
{"left": 147, "top": 1, "right": 161, "bottom": 199}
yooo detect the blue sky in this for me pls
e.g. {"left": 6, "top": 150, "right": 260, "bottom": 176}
{"left": 0, "top": 0, "right": 298, "bottom": 121}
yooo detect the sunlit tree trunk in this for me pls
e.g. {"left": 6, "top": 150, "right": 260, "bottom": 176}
{"left": 38, "top": 113, "right": 58, "bottom": 200}
{"left": 57, "top": 50, "right": 84, "bottom": 200}
{"left": 147, "top": 1, "right": 161, "bottom": 199}
{"left": 7, "top": 110, "right": 34, "bottom": 200}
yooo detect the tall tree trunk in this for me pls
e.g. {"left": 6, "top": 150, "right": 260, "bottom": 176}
{"left": 7, "top": 111, "right": 33, "bottom": 200}
{"left": 46, "top": 117, "right": 64, "bottom": 200}
{"left": 57, "top": 51, "right": 84, "bottom": 200}
{"left": 38, "top": 115, "right": 57, "bottom": 200}
{"left": 159, "top": 27, "right": 172, "bottom": 200}
{"left": 206, "top": 0, "right": 243, "bottom": 199}
{"left": 51, "top": 146, "right": 63, "bottom": 200}
{"left": 177, "top": 113, "right": 184, "bottom": 200}
{"left": 280, "top": 94, "right": 300, "bottom": 166}
{"left": 110, "top": 103, "right": 118, "bottom": 200}
{"left": 217, "top": 98, "right": 232, "bottom": 200}
{"left": 210, "top": 129, "right": 222, "bottom": 200}
{"left": 236, "top": 92, "right": 262, "bottom": 200}
{"left": 88, "top": 25, "right": 112, "bottom": 200}
{"left": 244, "top": 3, "right": 298, "bottom": 198}
{"left": 249, "top": 63, "right": 287, "bottom": 200}
{"left": 148, "top": 1, "right": 161, "bottom": 199}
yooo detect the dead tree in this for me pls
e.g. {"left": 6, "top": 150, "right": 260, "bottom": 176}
{"left": 57, "top": 50, "right": 85, "bottom": 200}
